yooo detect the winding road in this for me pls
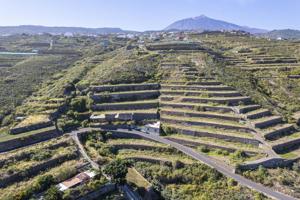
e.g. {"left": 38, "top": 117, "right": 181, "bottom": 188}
{"left": 68, "top": 127, "right": 297, "bottom": 200}
{"left": 105, "top": 128, "right": 297, "bottom": 200}
{"left": 69, "top": 128, "right": 141, "bottom": 200}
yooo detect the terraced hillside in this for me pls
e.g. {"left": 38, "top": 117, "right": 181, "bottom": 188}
{"left": 192, "top": 32, "right": 300, "bottom": 121}
{"left": 90, "top": 83, "right": 160, "bottom": 125}
{"left": 1, "top": 34, "right": 300, "bottom": 199}
{"left": 81, "top": 129, "right": 263, "bottom": 200}
{"left": 0, "top": 136, "right": 83, "bottom": 200}
{"left": 158, "top": 61, "right": 267, "bottom": 165}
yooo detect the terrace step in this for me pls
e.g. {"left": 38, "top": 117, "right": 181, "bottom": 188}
{"left": 91, "top": 100, "right": 159, "bottom": 111}
{"left": 180, "top": 68, "right": 198, "bottom": 72}
{"left": 111, "top": 143, "right": 169, "bottom": 151}
{"left": 252, "top": 116, "right": 282, "bottom": 129}
{"left": 184, "top": 75, "right": 199, "bottom": 80}
{"left": 245, "top": 109, "right": 271, "bottom": 119}
{"left": 161, "top": 81, "right": 222, "bottom": 85}
{"left": 236, "top": 105, "right": 261, "bottom": 114}
{"left": 184, "top": 72, "right": 202, "bottom": 76}
{"left": 160, "top": 102, "right": 233, "bottom": 113}
{"left": 271, "top": 133, "right": 300, "bottom": 154}
{"left": 160, "top": 96, "right": 252, "bottom": 106}
{"left": 160, "top": 115, "right": 253, "bottom": 133}
{"left": 161, "top": 123, "right": 259, "bottom": 145}
{"left": 91, "top": 90, "right": 160, "bottom": 103}
{"left": 91, "top": 109, "right": 158, "bottom": 122}
{"left": 160, "top": 84, "right": 233, "bottom": 91}
{"left": 160, "top": 108, "right": 240, "bottom": 122}
{"left": 263, "top": 124, "right": 295, "bottom": 140}
{"left": 90, "top": 83, "right": 160, "bottom": 93}
{"left": 165, "top": 136, "right": 257, "bottom": 154}
{"left": 160, "top": 90, "right": 241, "bottom": 97}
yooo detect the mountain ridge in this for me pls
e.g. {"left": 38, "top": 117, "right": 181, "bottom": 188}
{"left": 0, "top": 25, "right": 137, "bottom": 35}
{"left": 164, "top": 15, "right": 268, "bottom": 34}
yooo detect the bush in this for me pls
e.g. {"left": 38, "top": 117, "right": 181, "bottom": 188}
{"left": 199, "top": 146, "right": 210, "bottom": 153}
{"left": 44, "top": 186, "right": 63, "bottom": 200}
{"left": 69, "top": 97, "right": 89, "bottom": 113}
{"left": 103, "top": 159, "right": 133, "bottom": 184}
{"left": 292, "top": 162, "right": 300, "bottom": 172}
{"left": 31, "top": 150, "right": 52, "bottom": 161}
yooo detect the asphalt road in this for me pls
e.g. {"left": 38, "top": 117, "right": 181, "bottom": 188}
{"left": 111, "top": 128, "right": 297, "bottom": 200}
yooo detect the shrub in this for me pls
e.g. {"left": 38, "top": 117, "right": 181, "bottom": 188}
{"left": 31, "top": 150, "right": 52, "bottom": 161}
{"left": 199, "top": 146, "right": 210, "bottom": 153}
{"left": 44, "top": 186, "right": 63, "bottom": 200}
{"left": 103, "top": 159, "right": 133, "bottom": 184}
{"left": 292, "top": 162, "right": 300, "bottom": 173}
{"left": 69, "top": 97, "right": 89, "bottom": 113}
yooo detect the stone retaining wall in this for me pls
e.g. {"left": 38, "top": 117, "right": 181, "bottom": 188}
{"left": 0, "top": 128, "right": 61, "bottom": 153}
{"left": 178, "top": 96, "right": 252, "bottom": 106}
{"left": 161, "top": 110, "right": 240, "bottom": 122}
{"left": 161, "top": 91, "right": 241, "bottom": 97}
{"left": 264, "top": 125, "right": 295, "bottom": 140}
{"left": 160, "top": 102, "right": 233, "bottom": 113}
{"left": 253, "top": 117, "right": 282, "bottom": 129}
{"left": 272, "top": 138, "right": 300, "bottom": 153}
{"left": 237, "top": 157, "right": 300, "bottom": 170}
{"left": 236, "top": 105, "right": 261, "bottom": 114}
{"left": 92, "top": 112, "right": 158, "bottom": 122}
{"left": 92, "top": 91, "right": 160, "bottom": 103}
{"left": 246, "top": 110, "right": 270, "bottom": 119}
{"left": 112, "top": 144, "right": 171, "bottom": 152}
{"left": 160, "top": 117, "right": 253, "bottom": 133}
{"left": 160, "top": 85, "right": 233, "bottom": 91}
{"left": 0, "top": 140, "right": 69, "bottom": 167}
{"left": 90, "top": 83, "right": 160, "bottom": 93}
{"left": 10, "top": 121, "right": 53, "bottom": 135}
{"left": 124, "top": 156, "right": 172, "bottom": 166}
{"left": 92, "top": 102, "right": 158, "bottom": 111}
{"left": 162, "top": 124, "right": 260, "bottom": 145}
{"left": 0, "top": 152, "right": 77, "bottom": 188}
{"left": 165, "top": 137, "right": 234, "bottom": 153}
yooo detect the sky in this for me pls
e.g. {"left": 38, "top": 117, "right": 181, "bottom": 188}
{"left": 0, "top": 0, "right": 299, "bottom": 31}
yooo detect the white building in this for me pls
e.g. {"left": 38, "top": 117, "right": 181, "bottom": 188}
{"left": 141, "top": 121, "right": 160, "bottom": 135}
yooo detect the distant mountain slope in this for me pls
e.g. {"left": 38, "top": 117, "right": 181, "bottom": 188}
{"left": 0, "top": 25, "right": 136, "bottom": 35}
{"left": 262, "top": 29, "right": 300, "bottom": 40}
{"left": 164, "top": 15, "right": 267, "bottom": 34}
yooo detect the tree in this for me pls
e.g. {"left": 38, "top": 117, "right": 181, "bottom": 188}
{"left": 103, "top": 159, "right": 132, "bottom": 184}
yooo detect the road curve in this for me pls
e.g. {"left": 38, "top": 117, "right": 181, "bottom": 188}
{"left": 109, "top": 128, "right": 297, "bottom": 200}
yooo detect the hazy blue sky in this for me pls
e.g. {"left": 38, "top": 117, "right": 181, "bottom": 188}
{"left": 0, "top": 0, "right": 299, "bottom": 31}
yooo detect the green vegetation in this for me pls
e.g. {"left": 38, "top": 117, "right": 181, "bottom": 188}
{"left": 103, "top": 159, "right": 133, "bottom": 184}
{"left": 135, "top": 162, "right": 266, "bottom": 200}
